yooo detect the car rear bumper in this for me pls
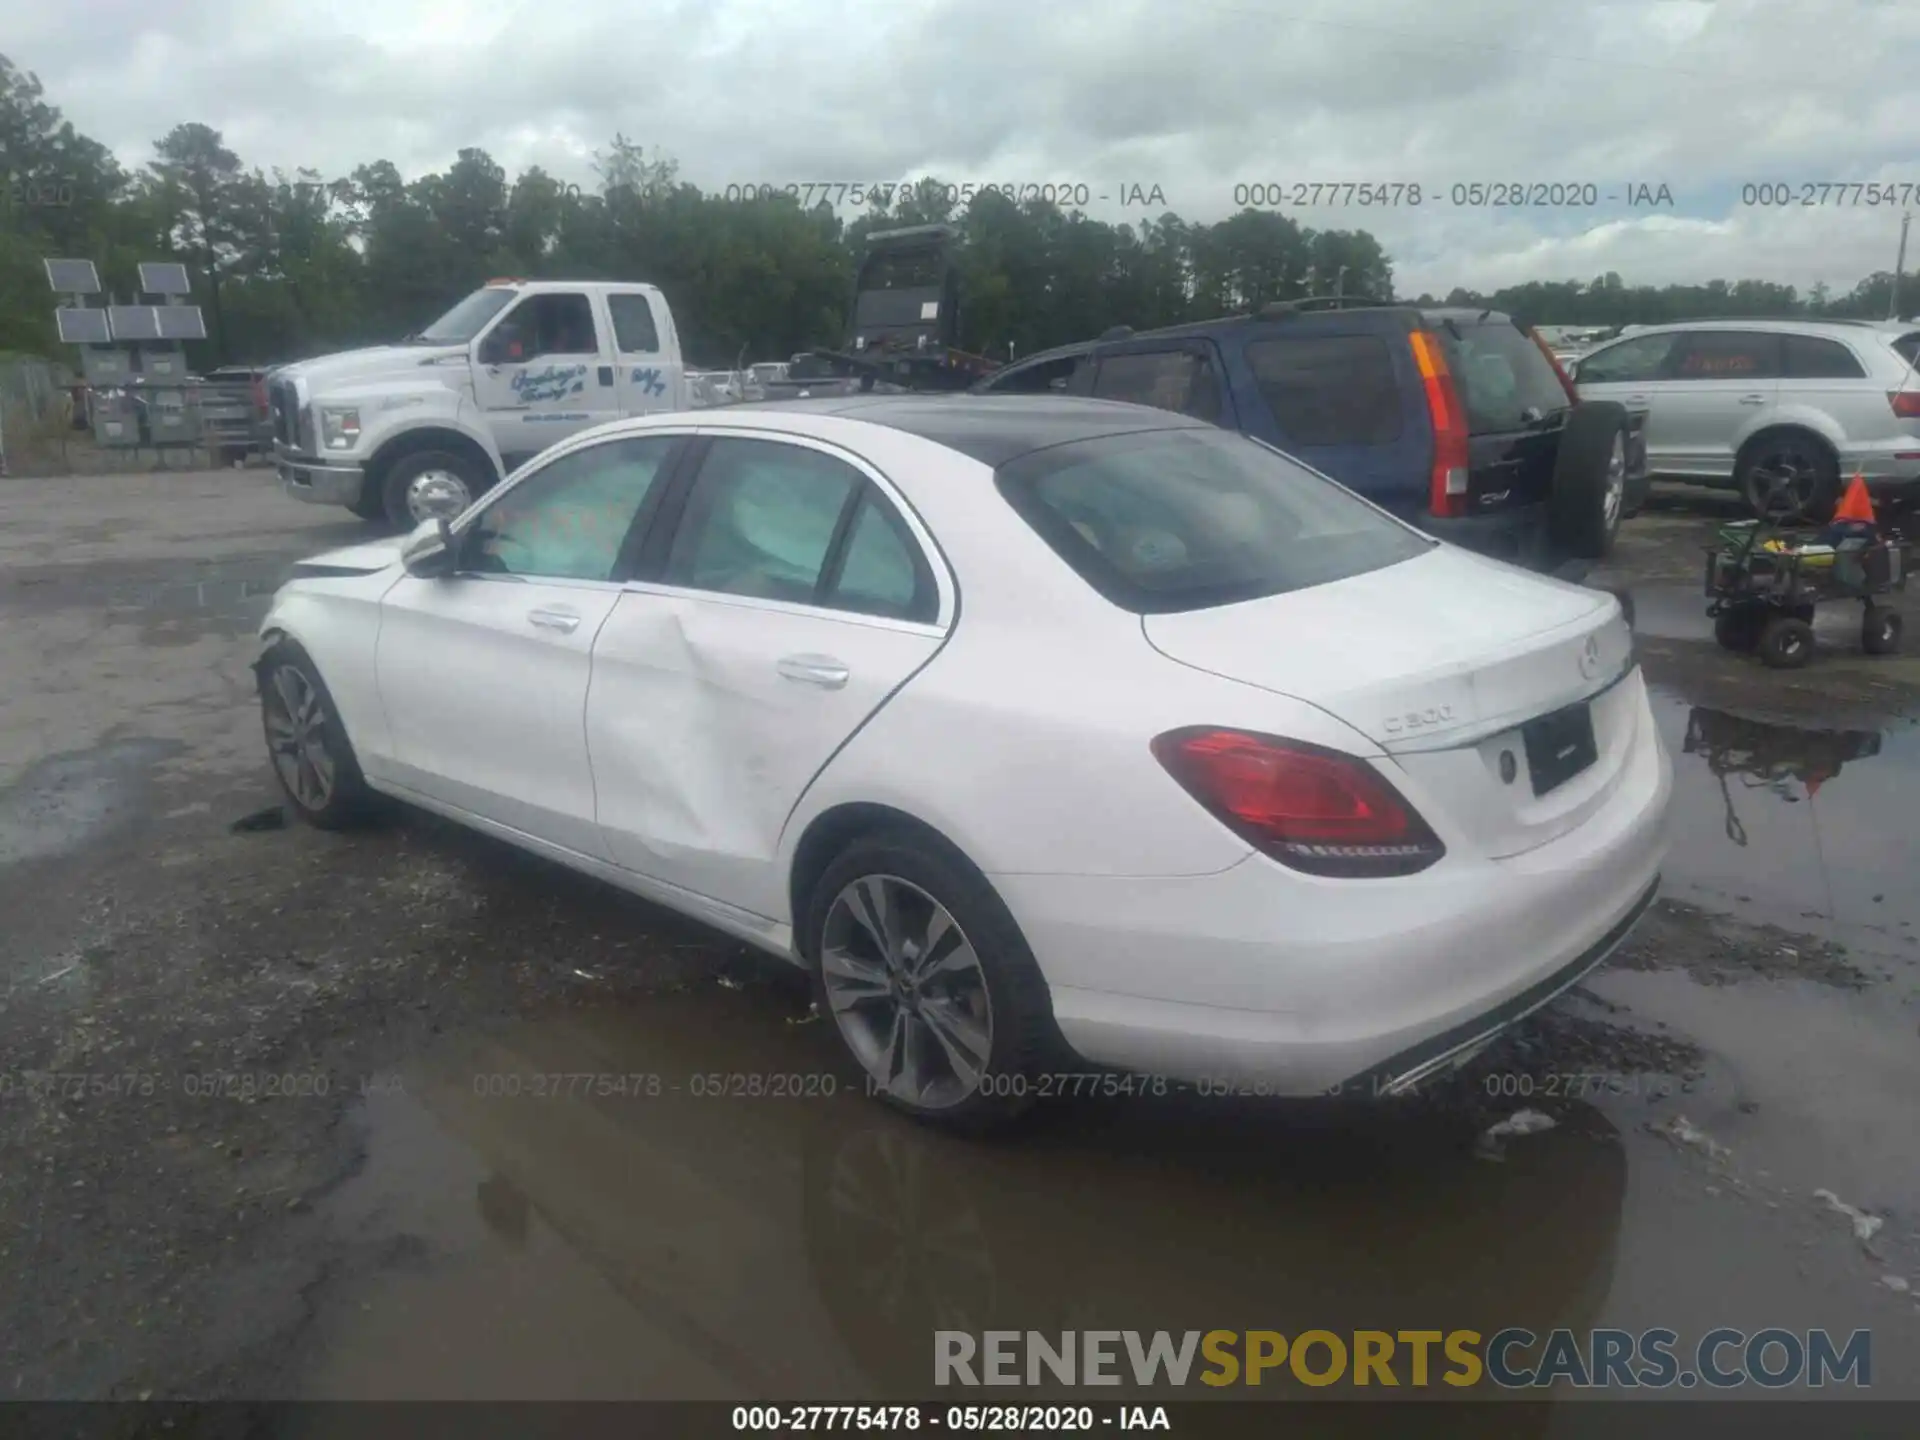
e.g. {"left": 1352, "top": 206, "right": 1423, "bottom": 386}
{"left": 996, "top": 683, "right": 1672, "bottom": 1095}
{"left": 1839, "top": 444, "right": 1920, "bottom": 491}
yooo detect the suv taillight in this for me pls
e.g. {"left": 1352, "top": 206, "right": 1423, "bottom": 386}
{"left": 1529, "top": 327, "right": 1580, "bottom": 405}
{"left": 1890, "top": 391, "right": 1920, "bottom": 420}
{"left": 1151, "top": 728, "right": 1445, "bottom": 878}
{"left": 1409, "top": 330, "right": 1471, "bottom": 519}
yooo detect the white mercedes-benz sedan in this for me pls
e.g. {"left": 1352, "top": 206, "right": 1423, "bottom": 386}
{"left": 255, "top": 395, "right": 1672, "bottom": 1127}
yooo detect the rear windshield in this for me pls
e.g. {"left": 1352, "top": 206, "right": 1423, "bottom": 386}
{"left": 1434, "top": 320, "right": 1571, "bottom": 434}
{"left": 994, "top": 427, "right": 1432, "bottom": 615}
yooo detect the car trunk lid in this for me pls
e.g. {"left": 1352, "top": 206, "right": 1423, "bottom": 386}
{"left": 1143, "top": 545, "right": 1638, "bottom": 857}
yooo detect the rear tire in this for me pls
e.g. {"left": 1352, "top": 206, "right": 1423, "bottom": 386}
{"left": 1757, "top": 615, "right": 1816, "bottom": 670}
{"left": 1548, "top": 401, "right": 1630, "bottom": 561}
{"left": 805, "top": 831, "right": 1056, "bottom": 1133}
{"left": 1738, "top": 433, "right": 1838, "bottom": 523}
{"left": 257, "top": 639, "right": 377, "bottom": 829}
{"left": 1862, "top": 604, "right": 1903, "bottom": 656}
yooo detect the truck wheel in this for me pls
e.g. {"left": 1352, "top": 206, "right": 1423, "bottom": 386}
{"left": 382, "top": 450, "right": 489, "bottom": 530}
{"left": 1548, "top": 401, "right": 1630, "bottom": 561}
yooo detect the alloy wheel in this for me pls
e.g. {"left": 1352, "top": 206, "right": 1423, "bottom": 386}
{"left": 264, "top": 664, "right": 336, "bottom": 811}
{"left": 1746, "top": 444, "right": 1820, "bottom": 520}
{"left": 406, "top": 468, "right": 472, "bottom": 524}
{"left": 1602, "top": 433, "right": 1626, "bottom": 533}
{"left": 820, "top": 875, "right": 994, "bottom": 1110}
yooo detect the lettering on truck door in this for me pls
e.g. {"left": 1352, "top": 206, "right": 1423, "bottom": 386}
{"left": 608, "top": 291, "right": 683, "bottom": 416}
{"left": 472, "top": 290, "right": 622, "bottom": 467}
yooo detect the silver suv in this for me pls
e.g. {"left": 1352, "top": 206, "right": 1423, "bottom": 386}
{"left": 1570, "top": 319, "right": 1920, "bottom": 519}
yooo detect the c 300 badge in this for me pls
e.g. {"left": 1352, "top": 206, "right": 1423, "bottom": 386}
{"left": 1383, "top": 704, "right": 1455, "bottom": 735}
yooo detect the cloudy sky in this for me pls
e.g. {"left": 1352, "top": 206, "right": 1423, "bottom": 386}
{"left": 11, "top": 0, "right": 1919, "bottom": 295}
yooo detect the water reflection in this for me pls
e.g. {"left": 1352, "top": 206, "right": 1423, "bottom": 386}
{"left": 1681, "top": 706, "right": 1883, "bottom": 845}
{"left": 302, "top": 999, "right": 1629, "bottom": 1408}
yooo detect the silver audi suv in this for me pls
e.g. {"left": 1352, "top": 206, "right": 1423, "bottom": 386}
{"left": 1570, "top": 318, "right": 1920, "bottom": 519}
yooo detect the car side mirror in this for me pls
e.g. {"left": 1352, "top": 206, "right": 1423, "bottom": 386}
{"left": 400, "top": 517, "right": 457, "bottom": 576}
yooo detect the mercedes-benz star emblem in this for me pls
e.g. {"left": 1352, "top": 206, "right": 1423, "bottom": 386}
{"left": 1578, "top": 634, "right": 1602, "bottom": 679}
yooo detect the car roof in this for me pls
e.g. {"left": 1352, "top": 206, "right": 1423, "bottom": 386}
{"left": 684, "top": 393, "right": 1210, "bottom": 466}
{"left": 1596, "top": 318, "right": 1918, "bottom": 338}
{"left": 1025, "top": 302, "right": 1516, "bottom": 353}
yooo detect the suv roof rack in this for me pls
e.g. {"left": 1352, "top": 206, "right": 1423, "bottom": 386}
{"left": 1256, "top": 295, "right": 1388, "bottom": 319}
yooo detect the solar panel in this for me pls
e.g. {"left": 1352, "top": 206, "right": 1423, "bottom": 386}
{"left": 107, "top": 306, "right": 162, "bottom": 341}
{"left": 155, "top": 305, "right": 207, "bottom": 340}
{"left": 56, "top": 308, "right": 112, "bottom": 344}
{"left": 138, "top": 262, "right": 192, "bottom": 296}
{"left": 45, "top": 259, "right": 102, "bottom": 294}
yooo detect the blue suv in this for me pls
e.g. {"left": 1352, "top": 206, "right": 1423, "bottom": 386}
{"left": 973, "top": 300, "right": 1650, "bottom": 581}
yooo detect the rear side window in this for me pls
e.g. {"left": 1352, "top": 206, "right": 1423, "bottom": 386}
{"left": 606, "top": 293, "right": 661, "bottom": 353}
{"left": 1894, "top": 333, "right": 1920, "bottom": 368}
{"left": 1782, "top": 334, "right": 1864, "bottom": 379}
{"left": 666, "top": 439, "right": 860, "bottom": 604}
{"left": 1091, "top": 349, "right": 1223, "bottom": 422}
{"left": 1243, "top": 335, "right": 1402, "bottom": 445}
{"left": 1433, "top": 322, "right": 1571, "bottom": 433}
{"left": 995, "top": 427, "right": 1431, "bottom": 614}
{"left": 1669, "top": 330, "right": 1783, "bottom": 380}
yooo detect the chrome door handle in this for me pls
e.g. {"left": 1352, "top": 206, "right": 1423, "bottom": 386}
{"left": 777, "top": 654, "right": 850, "bottom": 689}
{"left": 527, "top": 607, "right": 581, "bottom": 633}
{"left": 1738, "top": 394, "right": 1767, "bottom": 405}
{"left": 1625, "top": 394, "right": 1650, "bottom": 403}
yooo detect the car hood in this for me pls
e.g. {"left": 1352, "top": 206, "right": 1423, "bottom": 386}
{"left": 277, "top": 344, "right": 466, "bottom": 390}
{"left": 291, "top": 536, "right": 408, "bottom": 576}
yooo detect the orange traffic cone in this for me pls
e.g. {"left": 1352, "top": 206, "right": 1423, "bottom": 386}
{"left": 1833, "top": 471, "right": 1876, "bottom": 525}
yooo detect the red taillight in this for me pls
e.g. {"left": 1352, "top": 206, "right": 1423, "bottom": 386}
{"left": 1890, "top": 390, "right": 1920, "bottom": 419}
{"left": 1529, "top": 327, "right": 1580, "bottom": 405}
{"left": 1409, "top": 330, "right": 1471, "bottom": 519}
{"left": 1151, "top": 728, "right": 1444, "bottom": 877}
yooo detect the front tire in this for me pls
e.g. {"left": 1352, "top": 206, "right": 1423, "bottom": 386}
{"left": 258, "top": 639, "right": 376, "bottom": 829}
{"left": 806, "top": 833, "right": 1056, "bottom": 1132}
{"left": 382, "top": 448, "right": 491, "bottom": 531}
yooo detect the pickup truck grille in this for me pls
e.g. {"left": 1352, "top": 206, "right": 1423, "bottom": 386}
{"left": 269, "top": 378, "right": 300, "bottom": 448}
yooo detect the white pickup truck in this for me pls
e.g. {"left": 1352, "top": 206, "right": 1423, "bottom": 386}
{"left": 270, "top": 279, "right": 689, "bottom": 527}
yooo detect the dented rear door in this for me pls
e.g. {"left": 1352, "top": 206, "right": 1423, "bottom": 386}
{"left": 585, "top": 434, "right": 947, "bottom": 921}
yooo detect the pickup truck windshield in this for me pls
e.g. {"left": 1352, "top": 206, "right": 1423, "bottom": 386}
{"left": 414, "top": 287, "right": 516, "bottom": 344}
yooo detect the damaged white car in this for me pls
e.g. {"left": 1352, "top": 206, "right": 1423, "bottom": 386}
{"left": 256, "top": 396, "right": 1672, "bottom": 1128}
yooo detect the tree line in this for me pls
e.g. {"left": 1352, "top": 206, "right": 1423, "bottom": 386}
{"left": 0, "top": 52, "right": 1906, "bottom": 376}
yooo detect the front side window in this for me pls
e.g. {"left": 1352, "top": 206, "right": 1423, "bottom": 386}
{"left": 996, "top": 427, "right": 1431, "bottom": 614}
{"left": 466, "top": 436, "right": 676, "bottom": 581}
{"left": 1092, "top": 349, "right": 1223, "bottom": 421}
{"left": 482, "top": 292, "right": 599, "bottom": 364}
{"left": 665, "top": 439, "right": 862, "bottom": 604}
{"left": 1575, "top": 332, "right": 1679, "bottom": 384}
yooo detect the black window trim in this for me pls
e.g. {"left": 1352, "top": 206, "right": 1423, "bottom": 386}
{"left": 449, "top": 431, "right": 692, "bottom": 585}
{"left": 634, "top": 429, "right": 952, "bottom": 628}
